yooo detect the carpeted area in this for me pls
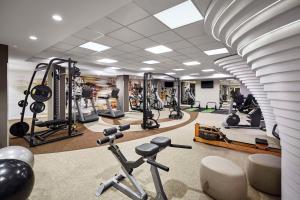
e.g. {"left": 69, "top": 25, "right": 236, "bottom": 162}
{"left": 9, "top": 111, "right": 197, "bottom": 154}
{"left": 28, "top": 112, "right": 280, "bottom": 200}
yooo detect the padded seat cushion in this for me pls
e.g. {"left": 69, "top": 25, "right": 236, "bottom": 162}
{"left": 135, "top": 143, "right": 159, "bottom": 157}
{"left": 151, "top": 137, "right": 171, "bottom": 148}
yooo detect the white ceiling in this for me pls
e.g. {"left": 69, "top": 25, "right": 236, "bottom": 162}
{"left": 0, "top": 0, "right": 234, "bottom": 78}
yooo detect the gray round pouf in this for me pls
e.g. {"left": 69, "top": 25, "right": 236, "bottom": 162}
{"left": 246, "top": 154, "right": 281, "bottom": 196}
{"left": 200, "top": 156, "right": 247, "bottom": 200}
{"left": 0, "top": 146, "right": 34, "bottom": 167}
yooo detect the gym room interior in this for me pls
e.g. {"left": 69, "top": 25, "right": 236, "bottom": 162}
{"left": 0, "top": 0, "right": 299, "bottom": 200}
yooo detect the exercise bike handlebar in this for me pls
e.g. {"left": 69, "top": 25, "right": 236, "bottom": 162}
{"left": 169, "top": 144, "right": 192, "bottom": 149}
{"left": 146, "top": 159, "right": 169, "bottom": 172}
{"left": 97, "top": 132, "right": 124, "bottom": 145}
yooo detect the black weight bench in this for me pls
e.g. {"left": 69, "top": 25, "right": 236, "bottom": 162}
{"left": 35, "top": 119, "right": 68, "bottom": 127}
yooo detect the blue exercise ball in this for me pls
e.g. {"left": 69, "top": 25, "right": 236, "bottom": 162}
{"left": 0, "top": 159, "right": 35, "bottom": 200}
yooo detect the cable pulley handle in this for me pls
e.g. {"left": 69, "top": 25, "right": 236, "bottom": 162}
{"left": 146, "top": 159, "right": 169, "bottom": 172}
{"left": 103, "top": 127, "right": 118, "bottom": 136}
{"left": 170, "top": 144, "right": 192, "bottom": 149}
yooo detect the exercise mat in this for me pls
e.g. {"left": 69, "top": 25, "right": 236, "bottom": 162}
{"left": 201, "top": 108, "right": 215, "bottom": 113}
{"left": 213, "top": 109, "right": 229, "bottom": 115}
{"left": 184, "top": 107, "right": 205, "bottom": 112}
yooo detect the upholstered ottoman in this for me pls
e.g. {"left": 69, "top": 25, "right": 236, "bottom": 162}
{"left": 246, "top": 154, "right": 281, "bottom": 196}
{"left": 200, "top": 156, "right": 247, "bottom": 200}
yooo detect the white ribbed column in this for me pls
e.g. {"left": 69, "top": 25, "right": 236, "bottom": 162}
{"left": 204, "top": 0, "right": 300, "bottom": 199}
{"left": 215, "top": 55, "right": 275, "bottom": 134}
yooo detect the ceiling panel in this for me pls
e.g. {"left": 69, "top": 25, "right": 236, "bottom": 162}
{"left": 114, "top": 43, "right": 140, "bottom": 52}
{"left": 87, "top": 17, "right": 123, "bottom": 34}
{"left": 177, "top": 46, "right": 203, "bottom": 55}
{"left": 99, "top": 48, "right": 126, "bottom": 56}
{"left": 107, "top": 3, "right": 149, "bottom": 26}
{"left": 128, "top": 16, "right": 169, "bottom": 37}
{"left": 165, "top": 39, "right": 193, "bottom": 50}
{"left": 94, "top": 36, "right": 124, "bottom": 47}
{"left": 188, "top": 35, "right": 216, "bottom": 46}
{"left": 174, "top": 21, "right": 206, "bottom": 39}
{"left": 62, "top": 36, "right": 87, "bottom": 46}
{"left": 149, "top": 31, "right": 182, "bottom": 44}
{"left": 66, "top": 47, "right": 95, "bottom": 56}
{"left": 108, "top": 27, "right": 144, "bottom": 42}
{"left": 74, "top": 28, "right": 104, "bottom": 40}
{"left": 53, "top": 42, "right": 76, "bottom": 51}
{"left": 130, "top": 38, "right": 158, "bottom": 49}
{"left": 133, "top": 0, "right": 186, "bottom": 14}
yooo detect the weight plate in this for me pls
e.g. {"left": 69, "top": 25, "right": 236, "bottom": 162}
{"left": 30, "top": 102, "right": 45, "bottom": 113}
{"left": 31, "top": 85, "right": 52, "bottom": 102}
{"left": 18, "top": 100, "right": 28, "bottom": 107}
{"left": 9, "top": 122, "right": 29, "bottom": 137}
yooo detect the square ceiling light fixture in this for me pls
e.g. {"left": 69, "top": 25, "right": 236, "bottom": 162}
{"left": 173, "top": 68, "right": 185, "bottom": 71}
{"left": 183, "top": 61, "right": 201, "bottom": 66}
{"left": 154, "top": 0, "right": 203, "bottom": 29}
{"left": 80, "top": 42, "right": 110, "bottom": 52}
{"left": 166, "top": 72, "right": 176, "bottom": 75}
{"left": 145, "top": 45, "right": 172, "bottom": 54}
{"left": 204, "top": 48, "right": 228, "bottom": 55}
{"left": 202, "top": 69, "right": 215, "bottom": 72}
{"left": 143, "top": 60, "right": 160, "bottom": 64}
{"left": 97, "top": 58, "right": 118, "bottom": 63}
{"left": 141, "top": 67, "right": 154, "bottom": 71}
{"left": 109, "top": 67, "right": 121, "bottom": 70}
{"left": 190, "top": 73, "right": 200, "bottom": 75}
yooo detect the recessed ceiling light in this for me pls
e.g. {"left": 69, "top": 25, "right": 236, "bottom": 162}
{"left": 204, "top": 48, "right": 229, "bottom": 55}
{"left": 80, "top": 42, "right": 110, "bottom": 52}
{"left": 183, "top": 61, "right": 201, "bottom": 66}
{"left": 202, "top": 69, "right": 215, "bottom": 72}
{"left": 173, "top": 68, "right": 185, "bottom": 71}
{"left": 52, "top": 14, "right": 63, "bottom": 21}
{"left": 141, "top": 67, "right": 154, "bottom": 71}
{"left": 145, "top": 45, "right": 172, "bottom": 54}
{"left": 166, "top": 72, "right": 176, "bottom": 75}
{"left": 143, "top": 60, "right": 160, "bottom": 64}
{"left": 97, "top": 58, "right": 118, "bottom": 63}
{"left": 154, "top": 0, "right": 203, "bottom": 29}
{"left": 29, "top": 35, "right": 38, "bottom": 40}
{"left": 110, "top": 67, "right": 121, "bottom": 70}
{"left": 190, "top": 73, "right": 200, "bottom": 76}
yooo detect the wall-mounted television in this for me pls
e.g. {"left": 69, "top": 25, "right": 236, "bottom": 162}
{"left": 164, "top": 81, "right": 174, "bottom": 88}
{"left": 201, "top": 81, "right": 214, "bottom": 88}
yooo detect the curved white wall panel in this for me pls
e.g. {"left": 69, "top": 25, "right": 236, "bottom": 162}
{"left": 215, "top": 55, "right": 275, "bottom": 134}
{"left": 204, "top": 0, "right": 300, "bottom": 198}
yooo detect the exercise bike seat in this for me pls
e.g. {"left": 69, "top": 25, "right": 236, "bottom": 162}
{"left": 150, "top": 137, "right": 171, "bottom": 148}
{"left": 135, "top": 143, "right": 159, "bottom": 157}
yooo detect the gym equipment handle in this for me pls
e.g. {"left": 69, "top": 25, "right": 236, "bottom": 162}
{"left": 147, "top": 159, "right": 169, "bottom": 172}
{"left": 103, "top": 127, "right": 118, "bottom": 136}
{"left": 119, "top": 124, "right": 130, "bottom": 131}
{"left": 170, "top": 144, "right": 192, "bottom": 149}
{"left": 97, "top": 137, "right": 109, "bottom": 145}
{"left": 97, "top": 132, "right": 124, "bottom": 145}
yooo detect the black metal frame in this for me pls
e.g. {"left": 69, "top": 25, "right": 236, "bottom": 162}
{"left": 19, "top": 58, "right": 82, "bottom": 147}
{"left": 141, "top": 73, "right": 181, "bottom": 129}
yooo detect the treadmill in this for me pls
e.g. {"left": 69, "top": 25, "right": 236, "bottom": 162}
{"left": 98, "top": 88, "right": 125, "bottom": 118}
{"left": 74, "top": 86, "right": 99, "bottom": 123}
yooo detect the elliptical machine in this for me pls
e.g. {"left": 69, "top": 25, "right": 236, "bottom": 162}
{"left": 96, "top": 124, "right": 192, "bottom": 200}
{"left": 168, "top": 88, "right": 183, "bottom": 119}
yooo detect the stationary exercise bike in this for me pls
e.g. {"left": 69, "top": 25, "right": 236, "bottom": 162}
{"left": 96, "top": 124, "right": 192, "bottom": 200}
